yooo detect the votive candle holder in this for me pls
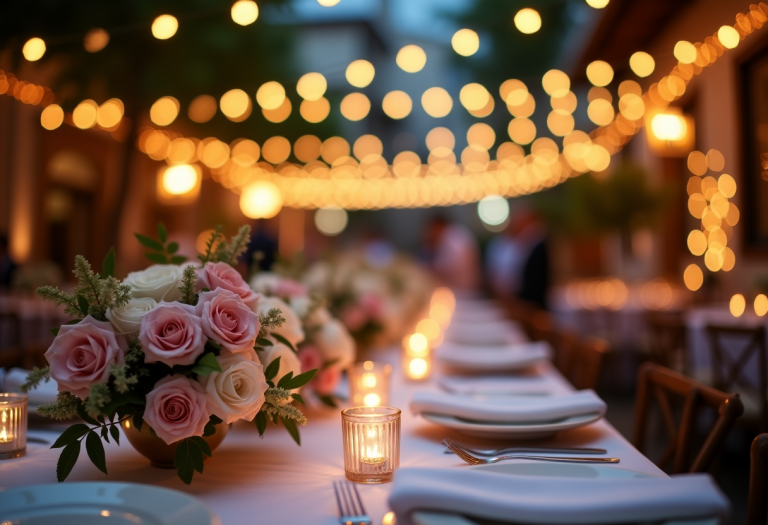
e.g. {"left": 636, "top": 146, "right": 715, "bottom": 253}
{"left": 0, "top": 393, "right": 27, "bottom": 459}
{"left": 341, "top": 406, "right": 401, "bottom": 483}
{"left": 349, "top": 361, "right": 392, "bottom": 407}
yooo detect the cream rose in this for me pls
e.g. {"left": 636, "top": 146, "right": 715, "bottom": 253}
{"left": 123, "top": 264, "right": 185, "bottom": 302}
{"left": 257, "top": 296, "right": 305, "bottom": 347}
{"left": 249, "top": 272, "right": 283, "bottom": 295}
{"left": 199, "top": 354, "right": 268, "bottom": 424}
{"left": 314, "top": 319, "right": 355, "bottom": 370}
{"left": 106, "top": 297, "right": 157, "bottom": 338}
{"left": 259, "top": 341, "right": 302, "bottom": 385}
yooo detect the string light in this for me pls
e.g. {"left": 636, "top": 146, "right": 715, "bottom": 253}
{"left": 421, "top": 87, "right": 453, "bottom": 118}
{"left": 150, "top": 96, "right": 180, "bottom": 126}
{"left": 514, "top": 8, "right": 541, "bottom": 34}
{"left": 452, "top": 29, "right": 480, "bottom": 56}
{"left": 151, "top": 15, "right": 179, "bottom": 40}
{"left": 396, "top": 45, "right": 427, "bottom": 73}
{"left": 22, "top": 38, "right": 46, "bottom": 61}
{"left": 40, "top": 104, "right": 64, "bottom": 130}
{"left": 346, "top": 60, "right": 375, "bottom": 88}
{"left": 382, "top": 91, "right": 412, "bottom": 119}
{"left": 586, "top": 0, "right": 609, "bottom": 8}
{"left": 296, "top": 72, "right": 327, "bottom": 101}
{"left": 718, "top": 25, "right": 740, "bottom": 49}
{"left": 84, "top": 29, "right": 109, "bottom": 52}
{"left": 729, "top": 294, "right": 746, "bottom": 317}
{"left": 231, "top": 0, "right": 259, "bottom": 26}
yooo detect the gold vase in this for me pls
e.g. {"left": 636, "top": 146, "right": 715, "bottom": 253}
{"left": 122, "top": 417, "right": 230, "bottom": 469}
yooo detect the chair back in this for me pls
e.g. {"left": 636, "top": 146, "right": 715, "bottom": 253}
{"left": 646, "top": 311, "right": 688, "bottom": 374}
{"left": 705, "top": 324, "right": 767, "bottom": 430}
{"left": 748, "top": 433, "right": 768, "bottom": 525}
{"left": 633, "top": 362, "right": 744, "bottom": 474}
{"left": 563, "top": 336, "right": 608, "bottom": 391}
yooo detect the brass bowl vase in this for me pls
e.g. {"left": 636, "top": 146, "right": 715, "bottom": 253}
{"left": 122, "top": 417, "right": 230, "bottom": 469}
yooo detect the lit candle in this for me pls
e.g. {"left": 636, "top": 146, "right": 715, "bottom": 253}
{"left": 342, "top": 406, "right": 400, "bottom": 483}
{"left": 0, "top": 393, "right": 27, "bottom": 459}
{"left": 404, "top": 355, "right": 431, "bottom": 380}
{"left": 349, "top": 361, "right": 391, "bottom": 407}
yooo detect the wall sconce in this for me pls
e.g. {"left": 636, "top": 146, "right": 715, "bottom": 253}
{"left": 156, "top": 163, "right": 201, "bottom": 205}
{"left": 645, "top": 107, "right": 695, "bottom": 157}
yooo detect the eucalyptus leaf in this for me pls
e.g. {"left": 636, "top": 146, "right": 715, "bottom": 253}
{"left": 56, "top": 440, "right": 81, "bottom": 482}
{"left": 109, "top": 424, "right": 120, "bottom": 445}
{"left": 85, "top": 431, "right": 108, "bottom": 474}
{"left": 51, "top": 423, "right": 89, "bottom": 449}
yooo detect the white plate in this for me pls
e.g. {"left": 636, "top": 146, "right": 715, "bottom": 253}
{"left": 0, "top": 482, "right": 217, "bottom": 525}
{"left": 422, "top": 411, "right": 602, "bottom": 439}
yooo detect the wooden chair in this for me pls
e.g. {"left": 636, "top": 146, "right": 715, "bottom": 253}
{"left": 633, "top": 362, "right": 744, "bottom": 474}
{"left": 748, "top": 433, "right": 768, "bottom": 525}
{"left": 562, "top": 336, "right": 608, "bottom": 391}
{"left": 646, "top": 311, "right": 688, "bottom": 374}
{"left": 705, "top": 324, "right": 768, "bottom": 431}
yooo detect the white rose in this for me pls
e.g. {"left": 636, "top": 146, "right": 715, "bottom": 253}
{"left": 105, "top": 297, "right": 157, "bottom": 338}
{"left": 249, "top": 272, "right": 283, "bottom": 295}
{"left": 259, "top": 342, "right": 302, "bottom": 386}
{"left": 123, "top": 264, "right": 185, "bottom": 302}
{"left": 199, "top": 354, "right": 268, "bottom": 424}
{"left": 257, "top": 296, "right": 305, "bottom": 347}
{"left": 314, "top": 319, "right": 355, "bottom": 370}
{"left": 288, "top": 295, "right": 312, "bottom": 319}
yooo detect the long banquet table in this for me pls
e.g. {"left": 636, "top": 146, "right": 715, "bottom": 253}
{"left": 0, "top": 348, "right": 666, "bottom": 524}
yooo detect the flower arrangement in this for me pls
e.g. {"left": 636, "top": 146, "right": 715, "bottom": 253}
{"left": 250, "top": 272, "right": 355, "bottom": 407}
{"left": 21, "top": 224, "right": 317, "bottom": 484}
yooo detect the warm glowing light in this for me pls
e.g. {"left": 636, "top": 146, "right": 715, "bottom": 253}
{"left": 188, "top": 95, "right": 218, "bottom": 123}
{"left": 396, "top": 45, "right": 427, "bottom": 73}
{"left": 755, "top": 294, "right": 768, "bottom": 316}
{"left": 151, "top": 15, "right": 179, "bottom": 40}
{"left": 718, "top": 174, "right": 736, "bottom": 198}
{"left": 40, "top": 104, "right": 64, "bottom": 130}
{"left": 587, "top": 99, "right": 614, "bottom": 126}
{"left": 706, "top": 149, "right": 725, "bottom": 172}
{"left": 294, "top": 135, "right": 322, "bottom": 162}
{"left": 231, "top": 139, "right": 260, "bottom": 166}
{"left": 586, "top": 60, "right": 614, "bottom": 87}
{"left": 421, "top": 87, "right": 453, "bottom": 118}
{"left": 408, "top": 333, "right": 429, "bottom": 358}
{"left": 432, "top": 287, "right": 456, "bottom": 312}
{"left": 718, "top": 25, "right": 740, "bottom": 49}
{"left": 382, "top": 512, "right": 396, "bottom": 525}
{"left": 84, "top": 28, "right": 109, "bottom": 52}
{"left": 362, "top": 373, "right": 377, "bottom": 388}
{"left": 673, "top": 41, "right": 697, "bottom": 64}
{"left": 345, "top": 60, "right": 375, "bottom": 88}
{"left": 542, "top": 70, "right": 570, "bottom": 97}
{"left": 547, "top": 110, "right": 575, "bottom": 136}
{"left": 467, "top": 123, "right": 495, "bottom": 150}
{"left": 514, "top": 8, "right": 541, "bottom": 34}
{"left": 619, "top": 93, "right": 645, "bottom": 120}
{"left": 478, "top": 195, "right": 510, "bottom": 226}
{"left": 300, "top": 97, "right": 330, "bottom": 123}
{"left": 429, "top": 303, "right": 452, "bottom": 328}
{"left": 683, "top": 264, "right": 703, "bottom": 291}
{"left": 240, "top": 181, "right": 283, "bottom": 219}
{"left": 501, "top": 79, "right": 529, "bottom": 106}
{"left": 585, "top": 144, "right": 611, "bottom": 172}
{"left": 687, "top": 151, "right": 708, "bottom": 176}
{"left": 507, "top": 117, "right": 536, "bottom": 145}
{"left": 586, "top": 0, "right": 609, "bottom": 8}
{"left": 363, "top": 393, "right": 381, "bottom": 407}
{"left": 317, "top": 0, "right": 340, "bottom": 5}
{"left": 407, "top": 357, "right": 429, "bottom": 379}
{"left": 150, "top": 96, "right": 180, "bottom": 126}
{"left": 97, "top": 99, "right": 124, "bottom": 129}
{"left": 687, "top": 230, "right": 707, "bottom": 256}
{"left": 256, "top": 81, "right": 286, "bottom": 110}
{"left": 22, "top": 38, "right": 46, "bottom": 61}
{"left": 220, "top": 89, "right": 251, "bottom": 120}
{"left": 629, "top": 51, "right": 655, "bottom": 77}
{"left": 73, "top": 100, "right": 98, "bottom": 129}
{"left": 314, "top": 207, "right": 348, "bottom": 236}
{"left": 231, "top": 0, "right": 259, "bottom": 25}
{"left": 262, "top": 97, "right": 291, "bottom": 123}
{"left": 460, "top": 83, "right": 490, "bottom": 111}
{"left": 297, "top": 72, "right": 327, "bottom": 101}
{"left": 730, "top": 294, "right": 746, "bottom": 317}
{"left": 340, "top": 93, "right": 370, "bottom": 121}
{"left": 452, "top": 28, "right": 480, "bottom": 56}
{"left": 382, "top": 91, "right": 412, "bottom": 119}
{"left": 162, "top": 164, "right": 198, "bottom": 195}
{"left": 651, "top": 113, "right": 687, "bottom": 142}
{"left": 416, "top": 318, "right": 441, "bottom": 342}
{"left": 262, "top": 136, "right": 291, "bottom": 164}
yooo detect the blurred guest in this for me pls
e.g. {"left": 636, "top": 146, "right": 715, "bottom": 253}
{"left": 424, "top": 215, "right": 480, "bottom": 291}
{"left": 245, "top": 218, "right": 278, "bottom": 275}
{"left": 513, "top": 210, "right": 550, "bottom": 310}
{"left": 485, "top": 222, "right": 526, "bottom": 298}
{"left": 0, "top": 236, "right": 16, "bottom": 288}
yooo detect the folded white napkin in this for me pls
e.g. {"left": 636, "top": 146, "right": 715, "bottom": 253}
{"left": 437, "top": 373, "right": 554, "bottom": 395}
{"left": 389, "top": 467, "right": 729, "bottom": 525}
{"left": 410, "top": 389, "right": 606, "bottom": 423}
{"left": 446, "top": 321, "right": 528, "bottom": 346}
{"left": 436, "top": 341, "right": 551, "bottom": 373}
{"left": 0, "top": 368, "right": 59, "bottom": 405}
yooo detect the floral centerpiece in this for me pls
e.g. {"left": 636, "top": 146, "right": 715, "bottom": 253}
{"left": 22, "top": 225, "right": 317, "bottom": 484}
{"left": 250, "top": 272, "right": 355, "bottom": 407}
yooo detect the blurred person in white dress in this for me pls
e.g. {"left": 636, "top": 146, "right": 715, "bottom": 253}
{"left": 424, "top": 216, "right": 480, "bottom": 291}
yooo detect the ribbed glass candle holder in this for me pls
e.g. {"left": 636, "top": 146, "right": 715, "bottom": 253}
{"left": 341, "top": 406, "right": 400, "bottom": 484}
{"left": 0, "top": 393, "right": 27, "bottom": 460}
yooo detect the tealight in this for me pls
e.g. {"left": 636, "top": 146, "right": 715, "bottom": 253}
{"left": 341, "top": 406, "right": 401, "bottom": 483}
{"left": 0, "top": 393, "right": 27, "bottom": 459}
{"left": 404, "top": 354, "right": 431, "bottom": 381}
{"left": 349, "top": 361, "right": 391, "bottom": 407}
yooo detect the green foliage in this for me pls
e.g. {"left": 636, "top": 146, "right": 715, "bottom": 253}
{"left": 178, "top": 265, "right": 199, "bottom": 305}
{"left": 135, "top": 223, "right": 188, "bottom": 265}
{"left": 37, "top": 392, "right": 81, "bottom": 420}
{"left": 257, "top": 308, "right": 286, "bottom": 340}
{"left": 109, "top": 363, "right": 138, "bottom": 394}
{"left": 317, "top": 394, "right": 339, "bottom": 408}
{"left": 271, "top": 333, "right": 296, "bottom": 353}
{"left": 51, "top": 415, "right": 128, "bottom": 482}
{"left": 264, "top": 357, "right": 281, "bottom": 385}
{"left": 84, "top": 383, "right": 112, "bottom": 418}
{"left": 20, "top": 366, "right": 51, "bottom": 393}
{"left": 197, "top": 224, "right": 252, "bottom": 266}
{"left": 174, "top": 436, "right": 212, "bottom": 484}
{"left": 191, "top": 352, "right": 222, "bottom": 377}
{"left": 198, "top": 225, "right": 224, "bottom": 265}
{"left": 102, "top": 247, "right": 116, "bottom": 278}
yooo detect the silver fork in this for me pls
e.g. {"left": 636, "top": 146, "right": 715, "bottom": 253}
{"left": 443, "top": 440, "right": 620, "bottom": 465}
{"left": 333, "top": 479, "right": 371, "bottom": 525}
{"left": 442, "top": 442, "right": 607, "bottom": 456}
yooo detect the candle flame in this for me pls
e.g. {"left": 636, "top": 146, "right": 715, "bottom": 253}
{"left": 0, "top": 428, "right": 7, "bottom": 441}
{"left": 363, "top": 393, "right": 381, "bottom": 407}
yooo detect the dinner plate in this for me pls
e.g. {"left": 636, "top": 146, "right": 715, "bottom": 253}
{"left": 436, "top": 342, "right": 550, "bottom": 373}
{"left": 422, "top": 411, "right": 602, "bottom": 439}
{"left": 412, "top": 513, "right": 717, "bottom": 525}
{"left": 0, "top": 482, "right": 217, "bottom": 525}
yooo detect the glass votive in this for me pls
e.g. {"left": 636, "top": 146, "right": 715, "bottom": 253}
{"left": 341, "top": 406, "right": 401, "bottom": 484}
{"left": 403, "top": 354, "right": 431, "bottom": 381}
{"left": 349, "top": 361, "right": 391, "bottom": 407}
{"left": 0, "top": 393, "right": 28, "bottom": 459}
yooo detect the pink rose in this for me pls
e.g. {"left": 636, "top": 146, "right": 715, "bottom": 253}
{"left": 273, "top": 279, "right": 308, "bottom": 299}
{"left": 139, "top": 302, "right": 205, "bottom": 366}
{"left": 196, "top": 288, "right": 259, "bottom": 355}
{"left": 45, "top": 316, "right": 127, "bottom": 400}
{"left": 298, "top": 346, "right": 323, "bottom": 373}
{"left": 340, "top": 306, "right": 367, "bottom": 332}
{"left": 197, "top": 262, "right": 259, "bottom": 310}
{"left": 144, "top": 375, "right": 209, "bottom": 444}
{"left": 313, "top": 367, "right": 341, "bottom": 395}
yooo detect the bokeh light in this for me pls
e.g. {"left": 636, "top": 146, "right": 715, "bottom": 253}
{"left": 587, "top": 99, "right": 614, "bottom": 126}
{"left": 297, "top": 72, "right": 327, "bottom": 101}
{"left": 508, "top": 118, "right": 536, "bottom": 145}
{"left": 262, "top": 136, "right": 291, "bottom": 164}
{"left": 240, "top": 181, "right": 283, "bottom": 219}
{"left": 718, "top": 25, "right": 740, "bottom": 49}
{"left": 188, "top": 95, "right": 218, "bottom": 123}
{"left": 151, "top": 15, "right": 178, "bottom": 40}
{"left": 231, "top": 139, "right": 260, "bottom": 166}
{"left": 586, "top": 0, "right": 609, "bottom": 7}
{"left": 220, "top": 89, "right": 251, "bottom": 120}
{"left": 345, "top": 60, "right": 375, "bottom": 88}
{"left": 40, "top": 104, "right": 64, "bottom": 130}
{"left": 162, "top": 164, "right": 198, "bottom": 195}
{"left": 586, "top": 60, "right": 614, "bottom": 87}
{"left": 97, "top": 99, "right": 124, "bottom": 129}
{"left": 340, "top": 93, "right": 371, "bottom": 121}
{"left": 231, "top": 0, "right": 259, "bottom": 26}
{"left": 294, "top": 135, "right": 322, "bottom": 162}
{"left": 467, "top": 123, "right": 495, "bottom": 150}
{"left": 84, "top": 29, "right": 109, "bottom": 52}
{"left": 382, "top": 91, "right": 413, "bottom": 119}
{"left": 22, "top": 38, "right": 46, "bottom": 61}
{"left": 730, "top": 294, "right": 746, "bottom": 317}
{"left": 256, "top": 81, "right": 286, "bottom": 110}
{"left": 73, "top": 100, "right": 98, "bottom": 129}
{"left": 629, "top": 51, "right": 655, "bottom": 77}
{"left": 262, "top": 97, "right": 291, "bottom": 123}
{"left": 683, "top": 264, "right": 703, "bottom": 291}
{"left": 317, "top": 0, "right": 340, "bottom": 5}
{"left": 651, "top": 113, "right": 687, "bottom": 142}
{"left": 396, "top": 45, "right": 427, "bottom": 73}
{"left": 673, "top": 41, "right": 697, "bottom": 64}
{"left": 514, "top": 8, "right": 541, "bottom": 34}
{"left": 421, "top": 87, "right": 453, "bottom": 118}
{"left": 477, "top": 195, "right": 510, "bottom": 227}
{"left": 755, "top": 294, "right": 768, "bottom": 316}
{"left": 300, "top": 97, "right": 330, "bottom": 123}
{"left": 150, "top": 96, "right": 180, "bottom": 126}
{"left": 542, "top": 70, "right": 570, "bottom": 96}
{"left": 706, "top": 149, "right": 725, "bottom": 171}
{"left": 314, "top": 207, "right": 348, "bottom": 236}
{"left": 452, "top": 29, "right": 480, "bottom": 56}
{"left": 460, "top": 83, "right": 490, "bottom": 111}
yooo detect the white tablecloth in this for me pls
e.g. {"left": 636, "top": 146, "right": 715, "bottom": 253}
{"left": 0, "top": 351, "right": 665, "bottom": 524}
